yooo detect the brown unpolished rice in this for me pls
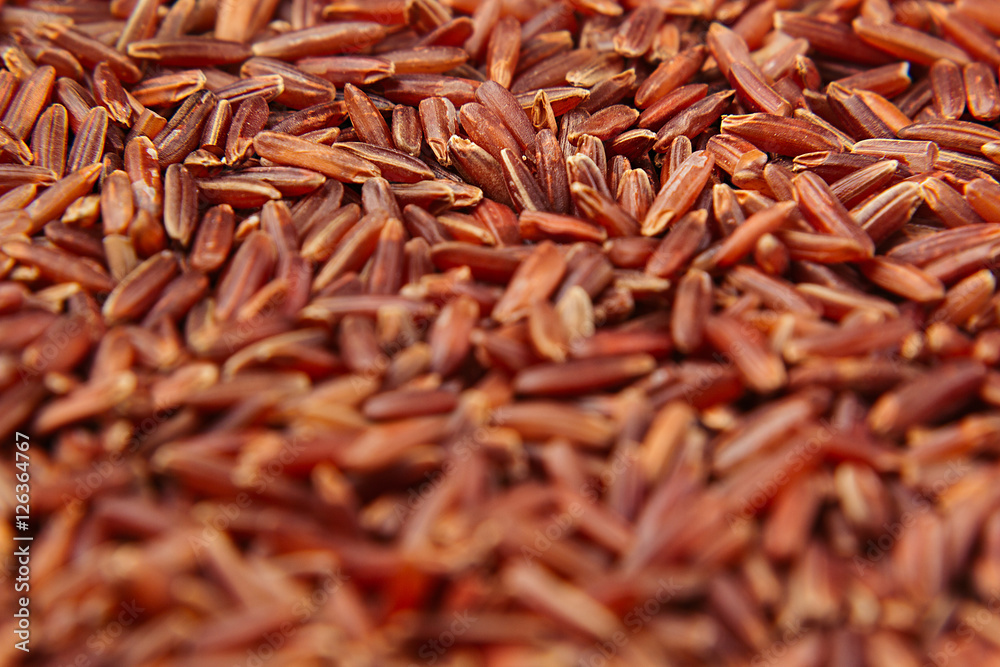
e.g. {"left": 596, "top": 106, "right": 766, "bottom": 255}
{"left": 6, "top": 0, "right": 1000, "bottom": 665}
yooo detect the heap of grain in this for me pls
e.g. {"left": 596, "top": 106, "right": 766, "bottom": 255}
{"left": 4, "top": 0, "right": 1000, "bottom": 665}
